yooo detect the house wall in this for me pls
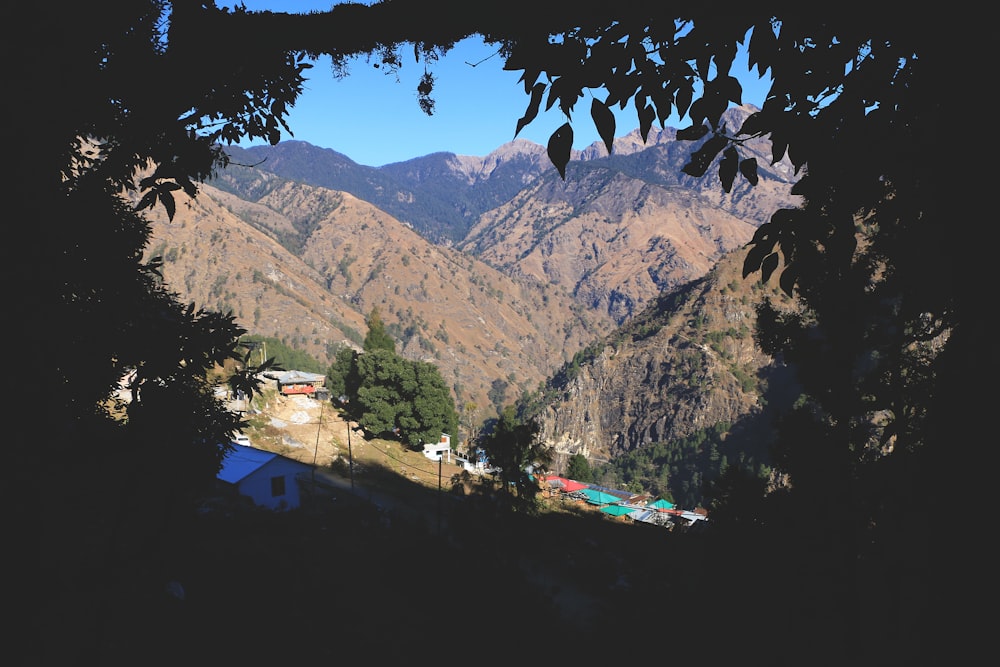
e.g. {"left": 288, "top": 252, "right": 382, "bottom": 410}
{"left": 237, "top": 458, "right": 311, "bottom": 510}
{"left": 421, "top": 443, "right": 452, "bottom": 462}
{"left": 421, "top": 433, "right": 452, "bottom": 462}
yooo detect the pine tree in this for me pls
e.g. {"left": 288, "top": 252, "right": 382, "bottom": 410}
{"left": 566, "top": 453, "right": 593, "bottom": 482}
{"left": 363, "top": 307, "right": 395, "bottom": 354}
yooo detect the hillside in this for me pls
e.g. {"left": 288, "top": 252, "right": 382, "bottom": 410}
{"left": 148, "top": 108, "right": 799, "bottom": 449}
{"left": 145, "top": 181, "right": 613, "bottom": 417}
{"left": 535, "top": 246, "right": 803, "bottom": 473}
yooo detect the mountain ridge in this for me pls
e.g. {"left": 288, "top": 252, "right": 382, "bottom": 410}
{"left": 153, "top": 106, "right": 801, "bottom": 474}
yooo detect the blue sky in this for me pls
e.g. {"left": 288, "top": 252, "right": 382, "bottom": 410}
{"left": 219, "top": 2, "right": 771, "bottom": 166}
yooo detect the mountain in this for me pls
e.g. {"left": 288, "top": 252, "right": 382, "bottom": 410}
{"left": 218, "top": 106, "right": 799, "bottom": 325}
{"left": 219, "top": 138, "right": 554, "bottom": 244}
{"left": 534, "top": 245, "right": 803, "bottom": 473}
{"left": 145, "top": 179, "right": 613, "bottom": 416}
{"left": 149, "top": 105, "right": 801, "bottom": 456}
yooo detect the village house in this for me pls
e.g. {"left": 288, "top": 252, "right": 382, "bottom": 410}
{"left": 215, "top": 443, "right": 313, "bottom": 511}
{"left": 421, "top": 433, "right": 453, "bottom": 463}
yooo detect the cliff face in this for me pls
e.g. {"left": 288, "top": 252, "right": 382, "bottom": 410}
{"left": 537, "top": 246, "right": 798, "bottom": 465}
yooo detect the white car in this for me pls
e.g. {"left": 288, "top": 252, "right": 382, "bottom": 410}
{"left": 232, "top": 433, "right": 251, "bottom": 446}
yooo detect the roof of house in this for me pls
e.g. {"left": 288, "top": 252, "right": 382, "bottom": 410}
{"left": 265, "top": 370, "right": 326, "bottom": 384}
{"left": 543, "top": 476, "right": 589, "bottom": 492}
{"left": 217, "top": 444, "right": 281, "bottom": 484}
{"left": 600, "top": 504, "right": 635, "bottom": 517}
{"left": 647, "top": 498, "right": 676, "bottom": 510}
{"left": 583, "top": 484, "right": 633, "bottom": 501}
{"left": 577, "top": 488, "right": 621, "bottom": 505}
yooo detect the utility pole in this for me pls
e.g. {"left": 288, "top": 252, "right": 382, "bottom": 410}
{"left": 339, "top": 395, "right": 356, "bottom": 492}
{"left": 312, "top": 399, "right": 324, "bottom": 496}
{"left": 437, "top": 454, "right": 443, "bottom": 533}
{"left": 347, "top": 420, "right": 355, "bottom": 491}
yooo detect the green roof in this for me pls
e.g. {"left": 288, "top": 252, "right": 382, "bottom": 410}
{"left": 579, "top": 489, "right": 620, "bottom": 505}
{"left": 599, "top": 504, "right": 635, "bottom": 516}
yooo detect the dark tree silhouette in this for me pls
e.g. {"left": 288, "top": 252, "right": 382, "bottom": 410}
{"left": 476, "top": 405, "right": 552, "bottom": 514}
{"left": 5, "top": 2, "right": 979, "bottom": 663}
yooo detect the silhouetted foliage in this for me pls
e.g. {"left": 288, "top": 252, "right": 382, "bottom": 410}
{"left": 326, "top": 345, "right": 361, "bottom": 401}
{"left": 8, "top": 2, "right": 973, "bottom": 662}
{"left": 599, "top": 422, "right": 764, "bottom": 508}
{"left": 476, "top": 405, "right": 552, "bottom": 515}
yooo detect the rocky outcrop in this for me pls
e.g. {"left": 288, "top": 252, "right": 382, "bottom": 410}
{"left": 537, "top": 246, "right": 796, "bottom": 463}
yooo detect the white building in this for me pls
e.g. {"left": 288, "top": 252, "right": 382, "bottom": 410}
{"left": 421, "top": 433, "right": 453, "bottom": 463}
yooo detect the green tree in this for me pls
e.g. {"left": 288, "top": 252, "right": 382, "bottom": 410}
{"left": 399, "top": 359, "right": 459, "bottom": 448}
{"left": 325, "top": 345, "right": 360, "bottom": 403}
{"left": 353, "top": 348, "right": 457, "bottom": 447}
{"left": 565, "top": 453, "right": 593, "bottom": 482}
{"left": 487, "top": 378, "right": 508, "bottom": 416}
{"left": 363, "top": 306, "right": 396, "bottom": 354}
{"left": 477, "top": 406, "right": 553, "bottom": 514}
{"left": 337, "top": 308, "right": 457, "bottom": 445}
{"left": 355, "top": 349, "right": 407, "bottom": 437}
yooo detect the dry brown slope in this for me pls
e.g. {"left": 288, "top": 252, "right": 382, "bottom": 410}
{"left": 145, "top": 185, "right": 367, "bottom": 352}
{"left": 145, "top": 182, "right": 614, "bottom": 415}
{"left": 459, "top": 167, "right": 798, "bottom": 326}
{"left": 538, "top": 245, "right": 799, "bottom": 464}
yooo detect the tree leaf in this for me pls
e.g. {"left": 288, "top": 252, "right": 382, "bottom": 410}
{"left": 677, "top": 124, "right": 709, "bottom": 141}
{"left": 682, "top": 134, "right": 727, "bottom": 177}
{"left": 675, "top": 84, "right": 693, "bottom": 119}
{"left": 771, "top": 136, "right": 788, "bottom": 165}
{"left": 738, "top": 111, "right": 765, "bottom": 137}
{"left": 136, "top": 190, "right": 157, "bottom": 212}
{"left": 743, "top": 242, "right": 772, "bottom": 278}
{"left": 159, "top": 190, "right": 176, "bottom": 221}
{"left": 750, "top": 221, "right": 773, "bottom": 245}
{"left": 760, "top": 251, "right": 779, "bottom": 283}
{"left": 547, "top": 122, "right": 573, "bottom": 180}
{"left": 719, "top": 146, "right": 738, "bottom": 193}
{"left": 636, "top": 102, "right": 656, "bottom": 142}
{"left": 748, "top": 21, "right": 778, "bottom": 77}
{"left": 517, "top": 68, "right": 541, "bottom": 93}
{"left": 590, "top": 98, "right": 615, "bottom": 154}
{"left": 739, "top": 157, "right": 759, "bottom": 185}
{"left": 717, "top": 75, "right": 743, "bottom": 106}
{"left": 515, "top": 82, "right": 546, "bottom": 138}
{"left": 778, "top": 265, "right": 797, "bottom": 296}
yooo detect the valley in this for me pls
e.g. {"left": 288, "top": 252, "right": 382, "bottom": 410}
{"left": 145, "top": 105, "right": 801, "bottom": 488}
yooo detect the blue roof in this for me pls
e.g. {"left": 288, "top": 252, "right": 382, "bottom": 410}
{"left": 217, "top": 444, "right": 279, "bottom": 484}
{"left": 584, "top": 484, "right": 632, "bottom": 500}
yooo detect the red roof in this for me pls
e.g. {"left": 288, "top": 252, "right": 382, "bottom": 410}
{"left": 540, "top": 475, "right": 589, "bottom": 493}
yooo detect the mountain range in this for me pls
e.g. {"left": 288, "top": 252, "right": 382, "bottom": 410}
{"left": 145, "top": 104, "right": 803, "bottom": 482}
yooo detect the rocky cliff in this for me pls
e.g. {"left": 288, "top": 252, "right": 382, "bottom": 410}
{"left": 537, "top": 246, "right": 801, "bottom": 468}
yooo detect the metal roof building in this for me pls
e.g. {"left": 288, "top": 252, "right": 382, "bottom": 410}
{"left": 217, "top": 444, "right": 313, "bottom": 511}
